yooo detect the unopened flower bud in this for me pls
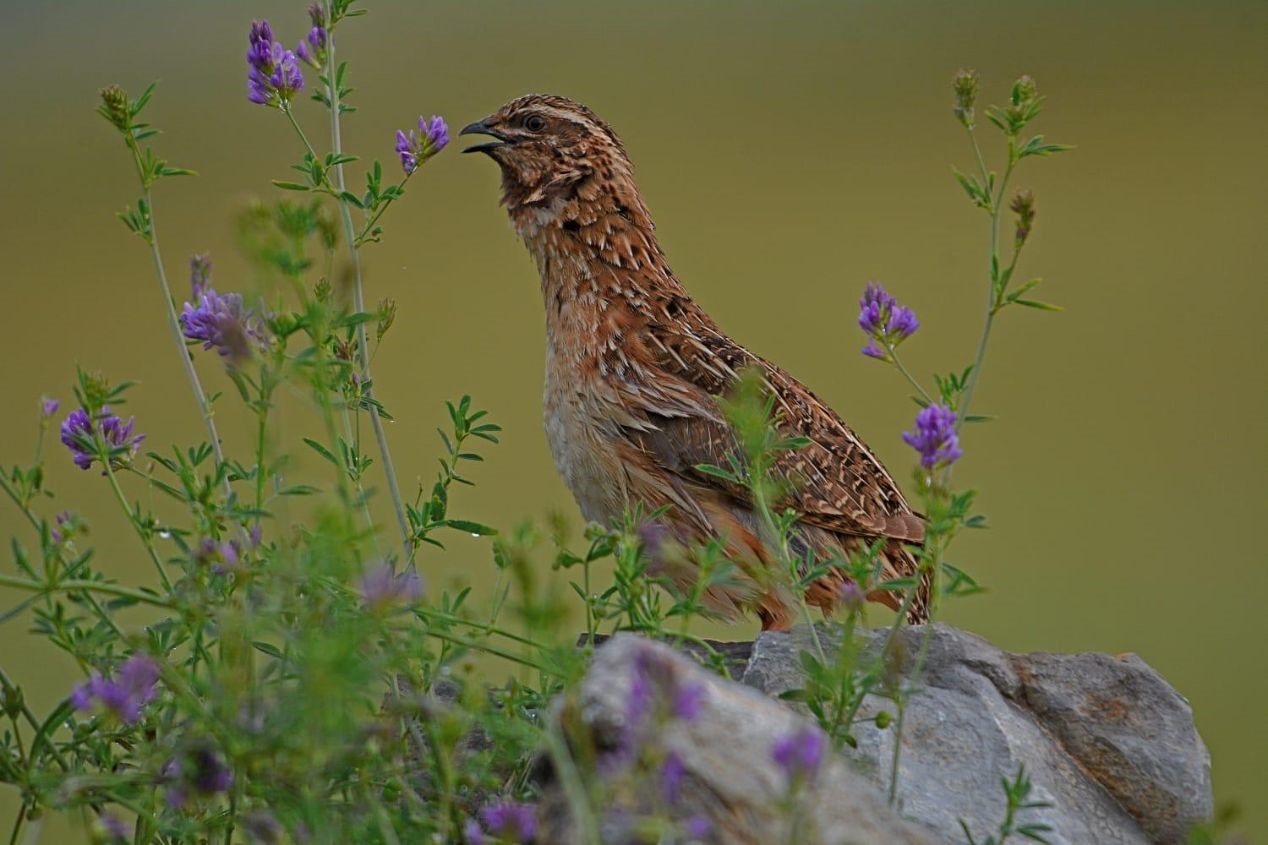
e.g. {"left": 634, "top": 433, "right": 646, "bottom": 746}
{"left": 1010, "top": 75, "right": 1038, "bottom": 107}
{"left": 875, "top": 710, "right": 892, "bottom": 729}
{"left": 2, "top": 685, "right": 23, "bottom": 718}
{"left": 952, "top": 69, "right": 979, "bottom": 129}
{"left": 1009, "top": 189, "right": 1036, "bottom": 246}
{"left": 98, "top": 85, "right": 130, "bottom": 132}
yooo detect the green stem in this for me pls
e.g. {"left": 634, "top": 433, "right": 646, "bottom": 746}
{"left": 956, "top": 142, "right": 1017, "bottom": 436}
{"left": 320, "top": 21, "right": 413, "bottom": 563}
{"left": 122, "top": 137, "right": 231, "bottom": 501}
{"left": 354, "top": 170, "right": 414, "bottom": 248}
{"left": 0, "top": 574, "right": 174, "bottom": 608}
{"left": 101, "top": 457, "right": 172, "bottom": 592}
{"left": 888, "top": 347, "right": 933, "bottom": 404}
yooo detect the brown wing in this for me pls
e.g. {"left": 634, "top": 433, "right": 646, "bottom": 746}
{"left": 617, "top": 291, "right": 924, "bottom": 547}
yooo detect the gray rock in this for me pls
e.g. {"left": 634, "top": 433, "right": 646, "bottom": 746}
{"left": 742, "top": 624, "right": 1212, "bottom": 845}
{"left": 539, "top": 633, "right": 942, "bottom": 844}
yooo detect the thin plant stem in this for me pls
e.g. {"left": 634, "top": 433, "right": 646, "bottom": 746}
{"left": 888, "top": 347, "right": 933, "bottom": 404}
{"left": 0, "top": 574, "right": 174, "bottom": 608}
{"left": 320, "top": 21, "right": 412, "bottom": 563}
{"left": 120, "top": 134, "right": 231, "bottom": 500}
{"left": 955, "top": 134, "right": 1017, "bottom": 436}
{"left": 101, "top": 457, "right": 172, "bottom": 592}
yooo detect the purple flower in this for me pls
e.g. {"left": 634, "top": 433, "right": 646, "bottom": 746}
{"left": 857, "top": 281, "right": 919, "bottom": 360}
{"left": 683, "top": 816, "right": 711, "bottom": 839}
{"left": 359, "top": 563, "right": 423, "bottom": 612}
{"left": 71, "top": 654, "right": 160, "bottom": 724}
{"left": 394, "top": 115, "right": 450, "bottom": 174}
{"left": 196, "top": 537, "right": 243, "bottom": 575}
{"left": 838, "top": 580, "right": 866, "bottom": 613}
{"left": 660, "top": 751, "right": 686, "bottom": 804}
{"left": 50, "top": 510, "right": 74, "bottom": 543}
{"left": 463, "top": 819, "right": 487, "bottom": 845}
{"left": 901, "top": 404, "right": 963, "bottom": 469}
{"left": 771, "top": 725, "right": 825, "bottom": 783}
{"left": 857, "top": 282, "right": 896, "bottom": 334}
{"left": 39, "top": 396, "right": 60, "bottom": 418}
{"left": 190, "top": 253, "right": 212, "bottom": 298}
{"left": 296, "top": 5, "right": 329, "bottom": 70}
{"left": 246, "top": 20, "right": 303, "bottom": 106}
{"left": 60, "top": 407, "right": 144, "bottom": 471}
{"left": 861, "top": 341, "right": 888, "bottom": 361}
{"left": 99, "top": 812, "right": 129, "bottom": 841}
{"left": 887, "top": 305, "right": 920, "bottom": 339}
{"left": 180, "top": 289, "right": 268, "bottom": 363}
{"left": 164, "top": 743, "right": 233, "bottom": 809}
{"left": 477, "top": 801, "right": 536, "bottom": 843}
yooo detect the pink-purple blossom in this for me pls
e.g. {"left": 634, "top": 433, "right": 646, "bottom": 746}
{"left": 295, "top": 4, "right": 329, "bottom": 69}
{"left": 771, "top": 725, "right": 826, "bottom": 783}
{"left": 71, "top": 654, "right": 160, "bottom": 724}
{"left": 60, "top": 407, "right": 144, "bottom": 471}
{"left": 857, "top": 281, "right": 919, "bottom": 361}
{"left": 180, "top": 289, "right": 268, "bottom": 363}
{"left": 395, "top": 115, "right": 450, "bottom": 174}
{"left": 902, "top": 404, "right": 963, "bottom": 469}
{"left": 163, "top": 743, "right": 234, "bottom": 809}
{"left": 247, "top": 19, "right": 304, "bottom": 106}
{"left": 474, "top": 801, "right": 536, "bottom": 843}
{"left": 358, "top": 563, "right": 423, "bottom": 612}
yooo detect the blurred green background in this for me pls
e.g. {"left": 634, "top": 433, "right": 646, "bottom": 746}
{"left": 1, "top": 0, "right": 1265, "bottom": 839}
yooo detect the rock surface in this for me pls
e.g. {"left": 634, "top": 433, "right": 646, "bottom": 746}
{"left": 744, "top": 624, "right": 1211, "bottom": 844}
{"left": 540, "top": 633, "right": 940, "bottom": 844}
{"left": 550, "top": 625, "right": 1211, "bottom": 844}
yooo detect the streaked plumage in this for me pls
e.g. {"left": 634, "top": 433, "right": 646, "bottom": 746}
{"left": 462, "top": 95, "right": 928, "bottom": 629}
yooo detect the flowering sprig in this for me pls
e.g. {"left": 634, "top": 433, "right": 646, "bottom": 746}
{"left": 247, "top": 20, "right": 304, "bottom": 107}
{"left": 70, "top": 654, "right": 160, "bottom": 724}
{"left": 295, "top": 4, "right": 329, "bottom": 70}
{"left": 858, "top": 281, "right": 919, "bottom": 363}
{"left": 396, "top": 115, "right": 450, "bottom": 175}
{"left": 180, "top": 288, "right": 270, "bottom": 363}
{"left": 60, "top": 406, "right": 145, "bottom": 471}
{"left": 902, "top": 404, "right": 963, "bottom": 470}
{"left": 358, "top": 562, "right": 424, "bottom": 613}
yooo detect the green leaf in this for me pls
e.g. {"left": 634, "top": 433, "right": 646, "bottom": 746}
{"left": 302, "top": 438, "right": 338, "bottom": 466}
{"left": 1013, "top": 299, "right": 1063, "bottom": 312}
{"left": 1018, "top": 134, "right": 1074, "bottom": 158}
{"left": 444, "top": 519, "right": 497, "bottom": 536}
{"left": 273, "top": 180, "right": 312, "bottom": 192}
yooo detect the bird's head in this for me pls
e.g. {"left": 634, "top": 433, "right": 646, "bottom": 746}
{"left": 461, "top": 94, "right": 632, "bottom": 212}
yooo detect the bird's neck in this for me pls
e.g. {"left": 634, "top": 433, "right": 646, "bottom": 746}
{"left": 509, "top": 179, "right": 685, "bottom": 326}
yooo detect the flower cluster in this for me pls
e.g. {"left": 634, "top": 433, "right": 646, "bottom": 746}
{"left": 464, "top": 801, "right": 536, "bottom": 844}
{"left": 858, "top": 282, "right": 919, "bottom": 362}
{"left": 163, "top": 742, "right": 234, "bottom": 809}
{"left": 71, "top": 654, "right": 160, "bottom": 725}
{"left": 902, "top": 404, "right": 963, "bottom": 469}
{"left": 771, "top": 725, "right": 826, "bottom": 785}
{"left": 60, "top": 407, "right": 144, "bottom": 471}
{"left": 180, "top": 289, "right": 269, "bottom": 363}
{"left": 247, "top": 20, "right": 304, "bottom": 106}
{"left": 295, "top": 4, "right": 330, "bottom": 70}
{"left": 395, "top": 115, "right": 450, "bottom": 174}
{"left": 358, "top": 563, "right": 424, "bottom": 613}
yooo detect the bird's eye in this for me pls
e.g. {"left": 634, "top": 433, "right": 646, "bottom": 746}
{"left": 524, "top": 115, "right": 547, "bottom": 132}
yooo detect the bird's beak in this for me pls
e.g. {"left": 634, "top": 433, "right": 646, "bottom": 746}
{"left": 460, "top": 119, "right": 512, "bottom": 155}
